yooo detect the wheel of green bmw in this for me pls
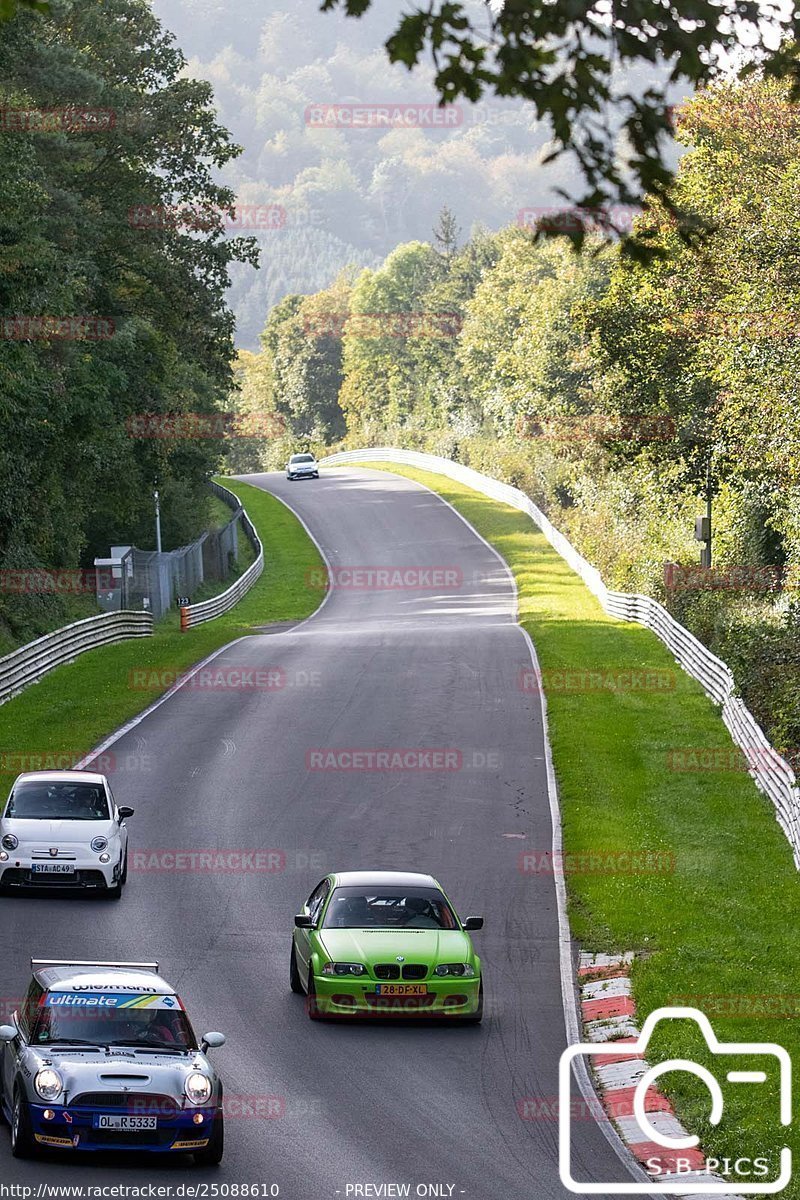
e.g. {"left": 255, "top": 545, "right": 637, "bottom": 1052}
{"left": 11, "top": 1089, "right": 35, "bottom": 1158}
{"left": 463, "top": 979, "right": 484, "bottom": 1024}
{"left": 306, "top": 972, "right": 322, "bottom": 1020}
{"left": 290, "top": 943, "right": 303, "bottom": 994}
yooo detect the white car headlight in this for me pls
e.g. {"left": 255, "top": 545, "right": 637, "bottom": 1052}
{"left": 185, "top": 1072, "right": 212, "bottom": 1104}
{"left": 91, "top": 836, "right": 108, "bottom": 853}
{"left": 2, "top": 834, "right": 18, "bottom": 851}
{"left": 35, "top": 1068, "right": 63, "bottom": 1101}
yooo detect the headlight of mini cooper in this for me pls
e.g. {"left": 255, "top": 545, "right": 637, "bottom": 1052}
{"left": 2, "top": 834, "right": 18, "bottom": 851}
{"left": 35, "top": 1068, "right": 63, "bottom": 1101}
{"left": 321, "top": 962, "right": 366, "bottom": 976}
{"left": 185, "top": 1072, "right": 212, "bottom": 1104}
{"left": 91, "top": 836, "right": 108, "bottom": 853}
{"left": 434, "top": 964, "right": 476, "bottom": 977}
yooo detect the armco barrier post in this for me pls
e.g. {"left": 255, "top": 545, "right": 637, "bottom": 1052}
{"left": 180, "top": 605, "right": 190, "bottom": 633}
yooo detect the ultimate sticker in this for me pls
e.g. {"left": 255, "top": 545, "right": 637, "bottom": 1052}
{"left": 45, "top": 992, "right": 183, "bottom": 1010}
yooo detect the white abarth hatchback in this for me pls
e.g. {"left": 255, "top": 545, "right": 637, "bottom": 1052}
{"left": 0, "top": 771, "right": 133, "bottom": 899}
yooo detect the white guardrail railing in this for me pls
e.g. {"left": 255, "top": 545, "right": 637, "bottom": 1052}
{"left": 179, "top": 481, "right": 264, "bottom": 629}
{"left": 0, "top": 611, "right": 153, "bottom": 706}
{"left": 322, "top": 447, "right": 800, "bottom": 866}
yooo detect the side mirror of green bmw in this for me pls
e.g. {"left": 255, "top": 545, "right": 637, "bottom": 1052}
{"left": 295, "top": 913, "right": 315, "bottom": 928}
{"left": 463, "top": 916, "right": 484, "bottom": 931}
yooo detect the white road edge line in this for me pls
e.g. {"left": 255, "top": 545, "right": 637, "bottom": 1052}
{"left": 332, "top": 461, "right": 658, "bottom": 1191}
{"left": 235, "top": 473, "right": 335, "bottom": 632}
{"left": 76, "top": 477, "right": 334, "bottom": 769}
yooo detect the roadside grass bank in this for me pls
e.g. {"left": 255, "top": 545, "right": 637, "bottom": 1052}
{"left": 0, "top": 478, "right": 324, "bottom": 797}
{"left": 351, "top": 461, "right": 800, "bottom": 1185}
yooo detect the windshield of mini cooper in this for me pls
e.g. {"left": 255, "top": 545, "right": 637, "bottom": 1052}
{"left": 323, "top": 885, "right": 459, "bottom": 929}
{"left": 5, "top": 781, "right": 110, "bottom": 821}
{"left": 291, "top": 454, "right": 314, "bottom": 463}
{"left": 31, "top": 992, "right": 197, "bottom": 1050}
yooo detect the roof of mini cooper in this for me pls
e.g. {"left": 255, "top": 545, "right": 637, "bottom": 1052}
{"left": 32, "top": 962, "right": 175, "bottom": 995}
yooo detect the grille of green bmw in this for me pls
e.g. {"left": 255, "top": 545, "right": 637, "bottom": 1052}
{"left": 373, "top": 964, "right": 428, "bottom": 980}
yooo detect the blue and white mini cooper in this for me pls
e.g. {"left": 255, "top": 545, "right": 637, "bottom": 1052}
{"left": 0, "top": 960, "right": 226, "bottom": 1162}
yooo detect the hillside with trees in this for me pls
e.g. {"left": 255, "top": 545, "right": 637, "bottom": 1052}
{"left": 236, "top": 74, "right": 800, "bottom": 766}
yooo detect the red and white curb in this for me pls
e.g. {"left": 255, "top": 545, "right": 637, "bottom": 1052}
{"left": 578, "top": 952, "right": 736, "bottom": 1195}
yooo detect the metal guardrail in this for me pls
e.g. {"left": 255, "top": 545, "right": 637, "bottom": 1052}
{"left": 179, "top": 481, "right": 264, "bottom": 628}
{"left": 0, "top": 611, "right": 153, "bottom": 706}
{"left": 322, "top": 448, "right": 800, "bottom": 867}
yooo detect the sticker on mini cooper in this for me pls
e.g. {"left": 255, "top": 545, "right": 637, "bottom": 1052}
{"left": 45, "top": 991, "right": 183, "bottom": 1010}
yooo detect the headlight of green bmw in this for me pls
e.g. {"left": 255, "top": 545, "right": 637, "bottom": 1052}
{"left": 321, "top": 962, "right": 366, "bottom": 976}
{"left": 35, "top": 1068, "right": 64, "bottom": 1101}
{"left": 434, "top": 964, "right": 476, "bottom": 977}
{"left": 185, "top": 1072, "right": 212, "bottom": 1104}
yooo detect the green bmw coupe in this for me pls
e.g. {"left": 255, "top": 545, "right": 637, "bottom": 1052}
{"left": 290, "top": 870, "right": 484, "bottom": 1021}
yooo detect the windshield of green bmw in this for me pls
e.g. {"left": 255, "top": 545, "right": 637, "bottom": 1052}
{"left": 5, "top": 781, "right": 110, "bottom": 821}
{"left": 31, "top": 993, "right": 196, "bottom": 1050}
{"left": 323, "top": 886, "right": 459, "bottom": 929}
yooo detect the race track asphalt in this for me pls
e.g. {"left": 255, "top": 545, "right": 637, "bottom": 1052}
{"left": 0, "top": 467, "right": 634, "bottom": 1199}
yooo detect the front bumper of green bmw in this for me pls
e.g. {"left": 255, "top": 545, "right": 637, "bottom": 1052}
{"left": 313, "top": 973, "right": 481, "bottom": 1016}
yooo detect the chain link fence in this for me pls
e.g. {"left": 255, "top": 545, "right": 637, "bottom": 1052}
{"left": 95, "top": 483, "right": 243, "bottom": 619}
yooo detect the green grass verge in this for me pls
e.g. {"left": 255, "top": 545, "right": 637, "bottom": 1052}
{"left": 0, "top": 477, "right": 324, "bottom": 796}
{"left": 351, "top": 461, "right": 799, "bottom": 1191}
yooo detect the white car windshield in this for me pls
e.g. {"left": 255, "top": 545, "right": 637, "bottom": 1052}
{"left": 291, "top": 454, "right": 315, "bottom": 463}
{"left": 5, "top": 781, "right": 110, "bottom": 821}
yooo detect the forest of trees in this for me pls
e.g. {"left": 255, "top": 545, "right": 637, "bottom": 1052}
{"left": 151, "top": 0, "right": 685, "bottom": 347}
{"left": 236, "top": 74, "right": 800, "bottom": 764}
{"left": 0, "top": 0, "right": 252, "bottom": 645}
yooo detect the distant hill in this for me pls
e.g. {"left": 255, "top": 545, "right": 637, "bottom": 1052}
{"left": 152, "top": 0, "right": 687, "bottom": 348}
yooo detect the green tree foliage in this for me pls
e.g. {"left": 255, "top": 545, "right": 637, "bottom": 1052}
{"left": 0, "top": 0, "right": 253, "bottom": 642}
{"left": 251, "top": 68, "right": 800, "bottom": 757}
